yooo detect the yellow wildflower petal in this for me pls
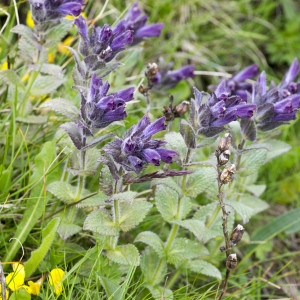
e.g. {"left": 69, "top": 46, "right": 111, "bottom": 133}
{"left": 26, "top": 11, "right": 35, "bottom": 28}
{"left": 48, "top": 52, "right": 55, "bottom": 63}
{"left": 49, "top": 268, "right": 65, "bottom": 296}
{"left": 1, "top": 61, "right": 8, "bottom": 70}
{"left": 58, "top": 36, "right": 73, "bottom": 54}
{"left": 12, "top": 263, "right": 25, "bottom": 278}
{"left": 27, "top": 279, "right": 42, "bottom": 295}
{"left": 6, "top": 272, "right": 24, "bottom": 291}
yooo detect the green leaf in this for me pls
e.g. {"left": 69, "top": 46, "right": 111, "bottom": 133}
{"left": 31, "top": 76, "right": 66, "bottom": 97}
{"left": 172, "top": 219, "right": 206, "bottom": 241}
{"left": 243, "top": 184, "right": 266, "bottom": 197}
{"left": 47, "top": 181, "right": 78, "bottom": 204}
{"left": 76, "top": 192, "right": 107, "bottom": 208}
{"left": 40, "top": 98, "right": 80, "bottom": 121}
{"left": 164, "top": 132, "right": 188, "bottom": 165}
{"left": 226, "top": 195, "right": 269, "bottom": 223}
{"left": 134, "top": 231, "right": 165, "bottom": 258}
{"left": 0, "top": 70, "right": 25, "bottom": 89}
{"left": 141, "top": 248, "right": 167, "bottom": 285}
{"left": 146, "top": 285, "right": 173, "bottom": 300}
{"left": 111, "top": 191, "right": 138, "bottom": 202}
{"left": 16, "top": 116, "right": 48, "bottom": 124}
{"left": 0, "top": 164, "right": 12, "bottom": 194}
{"left": 187, "top": 260, "right": 221, "bottom": 279}
{"left": 239, "top": 147, "right": 268, "bottom": 176}
{"left": 180, "top": 119, "right": 196, "bottom": 148}
{"left": 119, "top": 201, "right": 152, "bottom": 232}
{"left": 246, "top": 208, "right": 300, "bottom": 256}
{"left": 151, "top": 177, "right": 183, "bottom": 196}
{"left": 186, "top": 166, "right": 217, "bottom": 200}
{"left": 4, "top": 140, "right": 60, "bottom": 265}
{"left": 9, "top": 288, "right": 31, "bottom": 300}
{"left": 46, "top": 19, "right": 73, "bottom": 45}
{"left": 24, "top": 218, "right": 60, "bottom": 277}
{"left": 83, "top": 209, "right": 119, "bottom": 236}
{"left": 167, "top": 238, "right": 209, "bottom": 265}
{"left": 106, "top": 244, "right": 140, "bottom": 266}
{"left": 264, "top": 139, "right": 291, "bottom": 163}
{"left": 57, "top": 223, "right": 82, "bottom": 240}
{"left": 155, "top": 185, "right": 183, "bottom": 222}
{"left": 98, "top": 276, "right": 120, "bottom": 299}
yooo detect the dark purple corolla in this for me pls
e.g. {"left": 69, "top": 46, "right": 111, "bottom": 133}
{"left": 103, "top": 115, "right": 177, "bottom": 173}
{"left": 122, "top": 2, "right": 164, "bottom": 45}
{"left": 152, "top": 64, "right": 194, "bottom": 90}
{"left": 83, "top": 74, "right": 134, "bottom": 128}
{"left": 75, "top": 16, "right": 133, "bottom": 63}
{"left": 29, "top": 0, "right": 83, "bottom": 24}
{"left": 278, "top": 58, "right": 300, "bottom": 98}
{"left": 191, "top": 80, "right": 256, "bottom": 137}
{"left": 252, "top": 69, "right": 300, "bottom": 130}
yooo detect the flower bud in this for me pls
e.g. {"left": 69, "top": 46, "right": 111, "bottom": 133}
{"left": 230, "top": 224, "right": 244, "bottom": 246}
{"left": 220, "top": 164, "right": 236, "bottom": 184}
{"left": 218, "top": 149, "right": 230, "bottom": 165}
{"left": 218, "top": 133, "right": 232, "bottom": 152}
{"left": 226, "top": 253, "right": 237, "bottom": 270}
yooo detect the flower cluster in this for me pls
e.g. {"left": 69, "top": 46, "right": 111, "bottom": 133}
{"left": 29, "top": 0, "right": 83, "bottom": 24}
{"left": 75, "top": 2, "right": 164, "bottom": 65}
{"left": 103, "top": 115, "right": 177, "bottom": 174}
{"left": 191, "top": 80, "right": 256, "bottom": 137}
{"left": 82, "top": 74, "right": 135, "bottom": 129}
{"left": 252, "top": 58, "right": 300, "bottom": 131}
{"left": 152, "top": 64, "right": 195, "bottom": 91}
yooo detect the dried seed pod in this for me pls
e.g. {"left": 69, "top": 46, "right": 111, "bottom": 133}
{"left": 220, "top": 164, "right": 236, "bottom": 184}
{"left": 174, "top": 101, "right": 190, "bottom": 118}
{"left": 218, "top": 133, "right": 232, "bottom": 152}
{"left": 226, "top": 253, "right": 237, "bottom": 270}
{"left": 230, "top": 224, "right": 244, "bottom": 246}
{"left": 138, "top": 84, "right": 148, "bottom": 94}
{"left": 218, "top": 149, "right": 230, "bottom": 165}
{"left": 146, "top": 62, "right": 159, "bottom": 80}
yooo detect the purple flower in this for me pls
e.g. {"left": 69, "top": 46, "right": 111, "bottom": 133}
{"left": 84, "top": 74, "right": 134, "bottom": 128}
{"left": 103, "top": 115, "right": 177, "bottom": 173}
{"left": 152, "top": 64, "right": 194, "bottom": 90}
{"left": 75, "top": 16, "right": 133, "bottom": 63}
{"left": 122, "top": 2, "right": 164, "bottom": 45}
{"left": 279, "top": 58, "right": 300, "bottom": 97}
{"left": 191, "top": 80, "right": 256, "bottom": 137}
{"left": 29, "top": 0, "right": 83, "bottom": 24}
{"left": 211, "top": 64, "right": 259, "bottom": 101}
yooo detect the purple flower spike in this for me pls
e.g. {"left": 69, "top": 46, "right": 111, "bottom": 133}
{"left": 83, "top": 74, "right": 134, "bottom": 128}
{"left": 103, "top": 115, "right": 177, "bottom": 174}
{"left": 280, "top": 58, "right": 299, "bottom": 88}
{"left": 29, "top": 0, "right": 83, "bottom": 24}
{"left": 123, "top": 2, "right": 164, "bottom": 44}
{"left": 232, "top": 64, "right": 259, "bottom": 82}
{"left": 152, "top": 63, "right": 194, "bottom": 91}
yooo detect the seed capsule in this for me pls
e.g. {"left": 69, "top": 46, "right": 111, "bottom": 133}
{"left": 174, "top": 101, "right": 190, "bottom": 118}
{"left": 226, "top": 253, "right": 237, "bottom": 270}
{"left": 230, "top": 224, "right": 244, "bottom": 246}
{"left": 220, "top": 164, "right": 236, "bottom": 184}
{"left": 146, "top": 62, "right": 159, "bottom": 80}
{"left": 218, "top": 149, "right": 230, "bottom": 165}
{"left": 218, "top": 133, "right": 232, "bottom": 152}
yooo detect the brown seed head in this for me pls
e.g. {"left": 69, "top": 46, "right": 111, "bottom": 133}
{"left": 230, "top": 224, "right": 244, "bottom": 246}
{"left": 226, "top": 253, "right": 237, "bottom": 270}
{"left": 218, "top": 133, "right": 232, "bottom": 152}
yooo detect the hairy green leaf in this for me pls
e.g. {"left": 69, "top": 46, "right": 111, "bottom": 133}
{"left": 40, "top": 98, "right": 80, "bottom": 121}
{"left": 164, "top": 132, "right": 188, "bottom": 165}
{"left": 187, "top": 260, "right": 222, "bottom": 279}
{"left": 31, "top": 75, "right": 66, "bottom": 96}
{"left": 119, "top": 201, "right": 152, "bottom": 232}
{"left": 83, "top": 209, "right": 119, "bottom": 236}
{"left": 47, "top": 181, "right": 78, "bottom": 204}
{"left": 167, "top": 238, "right": 209, "bottom": 265}
{"left": 111, "top": 191, "right": 138, "bottom": 202}
{"left": 146, "top": 285, "right": 173, "bottom": 300}
{"left": 134, "top": 231, "right": 165, "bottom": 258}
{"left": 106, "top": 244, "right": 140, "bottom": 266}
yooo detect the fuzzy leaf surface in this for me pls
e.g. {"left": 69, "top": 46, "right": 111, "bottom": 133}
{"left": 187, "top": 260, "right": 221, "bottom": 279}
{"left": 164, "top": 132, "right": 188, "bottom": 165}
{"left": 106, "top": 244, "right": 140, "bottom": 266}
{"left": 83, "top": 209, "right": 119, "bottom": 236}
{"left": 41, "top": 98, "right": 80, "bottom": 121}
{"left": 134, "top": 231, "right": 165, "bottom": 258}
{"left": 31, "top": 75, "right": 66, "bottom": 96}
{"left": 119, "top": 201, "right": 152, "bottom": 232}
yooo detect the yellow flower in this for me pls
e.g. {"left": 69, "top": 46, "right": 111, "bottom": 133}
{"left": 1, "top": 61, "right": 8, "bottom": 70}
{"left": 49, "top": 268, "right": 65, "bottom": 296}
{"left": 26, "top": 11, "right": 35, "bottom": 28}
{"left": 6, "top": 271, "right": 24, "bottom": 291}
{"left": 26, "top": 277, "right": 43, "bottom": 295}
{"left": 0, "top": 284, "right": 9, "bottom": 300}
{"left": 48, "top": 52, "right": 55, "bottom": 63}
{"left": 58, "top": 36, "right": 74, "bottom": 55}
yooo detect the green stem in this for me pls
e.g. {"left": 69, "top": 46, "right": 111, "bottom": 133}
{"left": 235, "top": 138, "right": 246, "bottom": 171}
